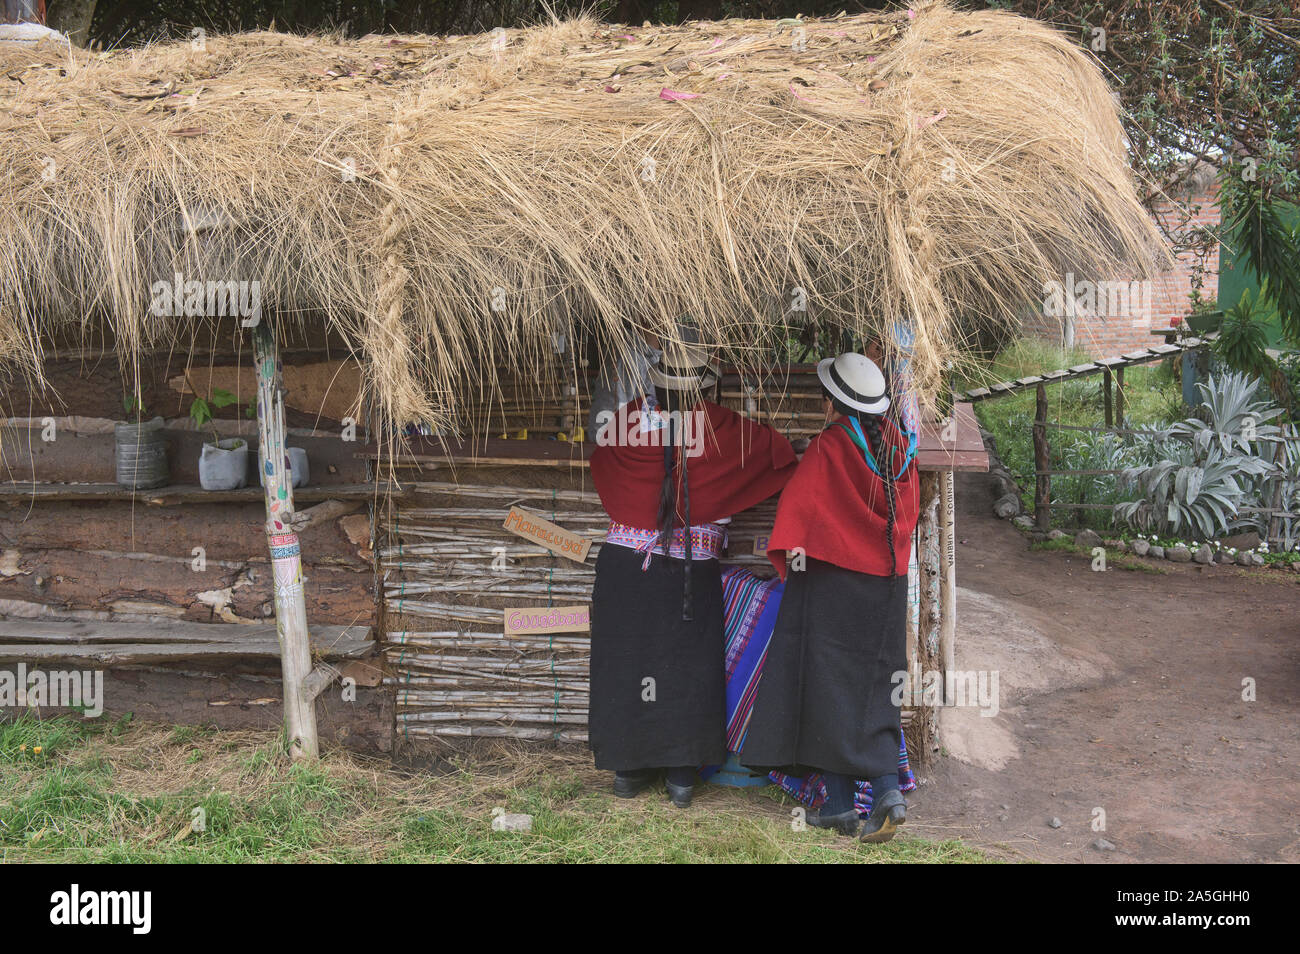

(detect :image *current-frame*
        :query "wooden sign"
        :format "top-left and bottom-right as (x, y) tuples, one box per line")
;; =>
(502, 506), (592, 563)
(504, 605), (591, 636)
(752, 534), (771, 556)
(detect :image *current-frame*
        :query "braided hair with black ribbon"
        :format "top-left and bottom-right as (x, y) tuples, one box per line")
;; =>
(653, 389), (694, 621)
(824, 387), (900, 584)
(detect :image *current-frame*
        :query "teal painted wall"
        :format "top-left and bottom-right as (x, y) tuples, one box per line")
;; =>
(1218, 200), (1299, 348)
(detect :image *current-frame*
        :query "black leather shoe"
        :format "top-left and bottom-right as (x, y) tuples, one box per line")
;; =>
(665, 779), (694, 808)
(807, 808), (861, 836)
(859, 789), (906, 843)
(613, 770), (656, 799)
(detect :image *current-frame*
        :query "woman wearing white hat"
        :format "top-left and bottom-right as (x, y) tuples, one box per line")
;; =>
(589, 340), (798, 807)
(740, 351), (920, 842)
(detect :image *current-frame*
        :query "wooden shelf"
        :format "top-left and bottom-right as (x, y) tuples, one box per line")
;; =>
(357, 403), (989, 473)
(0, 620), (373, 665)
(0, 482), (406, 504)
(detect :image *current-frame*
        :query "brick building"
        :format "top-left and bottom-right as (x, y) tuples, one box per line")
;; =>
(1021, 164), (1221, 357)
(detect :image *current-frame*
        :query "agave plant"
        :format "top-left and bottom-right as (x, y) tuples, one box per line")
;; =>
(1114, 371), (1293, 539)
(1114, 440), (1271, 538)
(1166, 370), (1287, 455)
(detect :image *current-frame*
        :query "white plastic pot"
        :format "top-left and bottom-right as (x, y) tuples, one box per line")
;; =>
(199, 439), (249, 490)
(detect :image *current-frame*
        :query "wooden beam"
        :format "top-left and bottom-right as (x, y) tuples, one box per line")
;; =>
(0, 641), (373, 665)
(0, 619), (370, 651)
(301, 664), (340, 702)
(1103, 366), (1113, 428)
(0, 483), (403, 503)
(1115, 366), (1126, 425)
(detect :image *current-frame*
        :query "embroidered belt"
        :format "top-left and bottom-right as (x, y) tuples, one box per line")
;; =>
(605, 521), (726, 568)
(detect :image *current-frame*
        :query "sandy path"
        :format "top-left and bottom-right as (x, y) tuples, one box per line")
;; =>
(905, 471), (1300, 863)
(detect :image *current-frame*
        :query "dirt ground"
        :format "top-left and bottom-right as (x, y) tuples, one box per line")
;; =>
(904, 471), (1300, 863)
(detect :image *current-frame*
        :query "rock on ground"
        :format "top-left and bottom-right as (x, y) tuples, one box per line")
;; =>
(1075, 529), (1103, 549)
(993, 492), (1021, 519)
(491, 813), (533, 832)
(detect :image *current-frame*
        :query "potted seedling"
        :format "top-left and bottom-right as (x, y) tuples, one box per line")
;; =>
(248, 398), (310, 488)
(114, 395), (169, 490)
(192, 388), (248, 490)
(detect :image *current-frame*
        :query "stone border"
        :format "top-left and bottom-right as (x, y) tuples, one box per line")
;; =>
(980, 427), (1028, 522)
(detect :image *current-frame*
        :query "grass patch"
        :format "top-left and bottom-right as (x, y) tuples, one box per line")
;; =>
(0, 716), (994, 864)
(1027, 538), (1169, 574)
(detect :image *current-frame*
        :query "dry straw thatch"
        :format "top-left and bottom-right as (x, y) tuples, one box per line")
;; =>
(0, 2), (1166, 431)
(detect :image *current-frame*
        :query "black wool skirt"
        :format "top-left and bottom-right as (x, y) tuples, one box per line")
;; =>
(739, 557), (905, 779)
(588, 543), (726, 771)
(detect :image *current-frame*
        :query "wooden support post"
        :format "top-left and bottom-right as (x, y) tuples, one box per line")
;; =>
(915, 473), (942, 760)
(1115, 366), (1125, 425)
(938, 469), (957, 703)
(1266, 441), (1286, 548)
(253, 324), (320, 760)
(1033, 383), (1050, 530)
(1103, 366), (1113, 428)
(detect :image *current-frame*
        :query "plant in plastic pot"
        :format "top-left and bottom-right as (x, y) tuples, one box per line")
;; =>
(115, 395), (170, 490)
(192, 388), (248, 490)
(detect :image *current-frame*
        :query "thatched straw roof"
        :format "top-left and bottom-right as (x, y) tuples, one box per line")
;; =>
(0, 2), (1166, 429)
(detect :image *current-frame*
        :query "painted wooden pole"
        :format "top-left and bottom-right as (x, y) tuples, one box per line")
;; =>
(253, 324), (320, 760)
(938, 468), (957, 703)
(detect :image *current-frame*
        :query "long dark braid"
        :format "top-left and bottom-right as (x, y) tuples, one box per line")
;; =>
(654, 414), (677, 556)
(861, 413), (898, 579)
(652, 388), (694, 620)
(825, 384), (899, 580)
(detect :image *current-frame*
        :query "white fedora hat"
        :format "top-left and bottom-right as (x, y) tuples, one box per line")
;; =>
(648, 341), (720, 390)
(817, 352), (890, 415)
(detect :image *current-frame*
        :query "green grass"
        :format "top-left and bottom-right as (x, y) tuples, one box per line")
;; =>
(1028, 538), (1169, 574)
(0, 716), (993, 864)
(962, 338), (1184, 533)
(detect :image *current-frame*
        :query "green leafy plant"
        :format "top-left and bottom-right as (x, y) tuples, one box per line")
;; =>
(122, 394), (146, 418)
(1053, 431), (1147, 532)
(1278, 351), (1300, 422)
(189, 388), (242, 447)
(1213, 286), (1275, 381)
